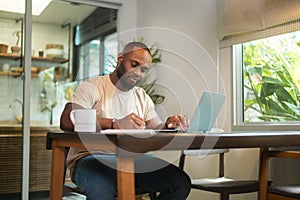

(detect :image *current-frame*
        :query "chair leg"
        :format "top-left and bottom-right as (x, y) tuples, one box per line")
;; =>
(220, 193), (229, 200)
(179, 151), (185, 170)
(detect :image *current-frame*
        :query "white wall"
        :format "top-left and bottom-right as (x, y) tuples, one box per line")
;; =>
(117, 0), (260, 199)
(134, 0), (223, 122)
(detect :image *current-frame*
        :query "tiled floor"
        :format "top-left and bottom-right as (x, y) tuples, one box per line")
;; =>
(0, 189), (152, 200)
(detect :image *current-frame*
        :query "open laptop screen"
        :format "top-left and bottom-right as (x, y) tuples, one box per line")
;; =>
(187, 91), (225, 133)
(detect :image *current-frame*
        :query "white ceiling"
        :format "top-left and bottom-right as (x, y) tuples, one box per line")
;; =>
(0, 0), (97, 26)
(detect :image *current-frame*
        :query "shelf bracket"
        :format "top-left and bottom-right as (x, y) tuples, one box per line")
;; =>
(16, 18), (23, 69)
(61, 22), (71, 80)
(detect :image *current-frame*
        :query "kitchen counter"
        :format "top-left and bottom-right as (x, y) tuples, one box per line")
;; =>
(0, 125), (60, 132)
(0, 120), (60, 132)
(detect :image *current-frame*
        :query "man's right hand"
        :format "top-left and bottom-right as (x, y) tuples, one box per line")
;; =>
(114, 113), (146, 129)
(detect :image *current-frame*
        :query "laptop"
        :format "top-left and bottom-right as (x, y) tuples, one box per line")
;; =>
(154, 91), (225, 133)
(186, 91), (226, 133)
(101, 91), (225, 134)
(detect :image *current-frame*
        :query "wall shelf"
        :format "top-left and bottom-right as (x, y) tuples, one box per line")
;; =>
(0, 71), (39, 77)
(0, 53), (68, 64)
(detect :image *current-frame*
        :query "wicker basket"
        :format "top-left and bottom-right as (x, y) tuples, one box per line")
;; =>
(46, 44), (63, 50)
(45, 44), (64, 58)
(0, 44), (8, 53)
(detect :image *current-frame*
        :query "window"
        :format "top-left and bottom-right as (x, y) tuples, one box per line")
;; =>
(77, 39), (101, 80)
(233, 30), (300, 130)
(73, 7), (117, 81)
(75, 32), (118, 80)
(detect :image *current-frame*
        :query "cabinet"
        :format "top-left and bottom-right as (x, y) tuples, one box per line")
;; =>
(0, 129), (53, 194)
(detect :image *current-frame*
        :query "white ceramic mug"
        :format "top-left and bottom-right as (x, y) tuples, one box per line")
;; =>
(70, 109), (96, 132)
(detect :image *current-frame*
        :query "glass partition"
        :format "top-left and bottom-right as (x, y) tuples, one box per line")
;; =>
(0, 0), (119, 199)
(0, 1), (25, 199)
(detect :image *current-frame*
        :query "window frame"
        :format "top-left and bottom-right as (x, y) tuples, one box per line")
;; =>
(232, 43), (300, 131)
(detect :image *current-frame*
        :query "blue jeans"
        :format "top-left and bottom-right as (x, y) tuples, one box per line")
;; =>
(72, 154), (191, 200)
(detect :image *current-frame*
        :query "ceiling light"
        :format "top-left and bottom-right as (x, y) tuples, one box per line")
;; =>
(0, 0), (52, 16)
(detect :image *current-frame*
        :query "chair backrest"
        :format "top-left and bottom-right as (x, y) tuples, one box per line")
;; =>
(179, 149), (230, 177)
(259, 148), (300, 200)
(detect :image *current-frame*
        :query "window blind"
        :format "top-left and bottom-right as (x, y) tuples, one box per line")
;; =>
(218, 0), (300, 47)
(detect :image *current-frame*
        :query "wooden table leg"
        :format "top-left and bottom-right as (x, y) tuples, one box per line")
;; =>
(49, 140), (65, 200)
(117, 157), (135, 200)
(258, 148), (269, 200)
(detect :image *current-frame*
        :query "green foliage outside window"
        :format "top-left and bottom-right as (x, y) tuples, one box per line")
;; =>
(243, 31), (300, 122)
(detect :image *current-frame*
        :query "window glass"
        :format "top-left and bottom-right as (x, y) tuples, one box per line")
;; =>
(103, 32), (118, 75)
(237, 30), (300, 124)
(76, 33), (118, 80)
(77, 39), (101, 80)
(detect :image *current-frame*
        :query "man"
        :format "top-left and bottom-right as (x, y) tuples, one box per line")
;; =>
(60, 42), (191, 200)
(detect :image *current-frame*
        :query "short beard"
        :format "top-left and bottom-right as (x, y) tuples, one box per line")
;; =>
(119, 75), (136, 90)
(116, 62), (140, 91)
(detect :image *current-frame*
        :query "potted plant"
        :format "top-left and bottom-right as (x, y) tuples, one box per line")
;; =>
(0, 44), (8, 54)
(11, 31), (21, 54)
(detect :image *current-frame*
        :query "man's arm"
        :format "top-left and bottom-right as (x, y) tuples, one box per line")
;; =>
(60, 103), (145, 131)
(145, 116), (164, 129)
(146, 114), (188, 130)
(60, 102), (83, 131)
(60, 102), (115, 131)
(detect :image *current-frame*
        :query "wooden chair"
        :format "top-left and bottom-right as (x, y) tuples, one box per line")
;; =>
(179, 149), (259, 200)
(259, 148), (300, 200)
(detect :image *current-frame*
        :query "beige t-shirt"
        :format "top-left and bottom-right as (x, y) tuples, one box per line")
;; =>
(67, 75), (160, 174)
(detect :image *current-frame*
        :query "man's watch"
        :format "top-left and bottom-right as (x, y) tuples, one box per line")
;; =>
(111, 118), (116, 129)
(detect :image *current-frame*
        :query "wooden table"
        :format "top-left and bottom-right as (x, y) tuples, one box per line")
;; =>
(46, 131), (300, 200)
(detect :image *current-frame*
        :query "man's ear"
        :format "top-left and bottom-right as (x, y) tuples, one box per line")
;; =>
(117, 53), (124, 66)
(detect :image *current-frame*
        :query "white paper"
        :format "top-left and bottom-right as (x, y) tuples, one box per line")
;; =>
(100, 129), (155, 134)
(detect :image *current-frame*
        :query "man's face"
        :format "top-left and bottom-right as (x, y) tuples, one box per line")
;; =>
(116, 47), (152, 90)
